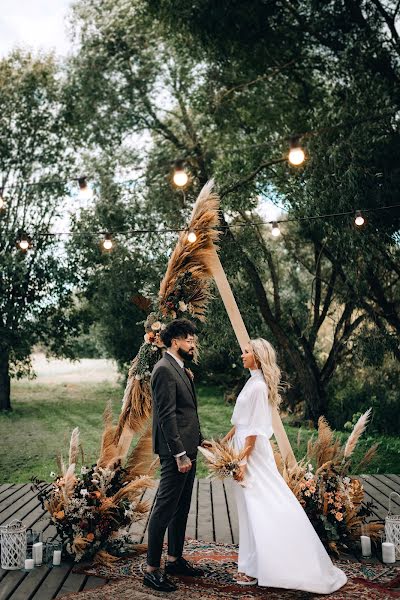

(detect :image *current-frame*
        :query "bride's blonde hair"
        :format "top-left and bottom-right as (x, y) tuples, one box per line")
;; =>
(249, 338), (283, 408)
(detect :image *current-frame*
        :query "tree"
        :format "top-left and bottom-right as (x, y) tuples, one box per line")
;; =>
(0, 51), (82, 410)
(66, 0), (399, 422)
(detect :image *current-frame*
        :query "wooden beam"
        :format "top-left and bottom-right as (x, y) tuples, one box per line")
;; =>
(210, 250), (296, 468)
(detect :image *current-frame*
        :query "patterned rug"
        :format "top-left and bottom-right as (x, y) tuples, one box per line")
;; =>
(67, 539), (400, 599)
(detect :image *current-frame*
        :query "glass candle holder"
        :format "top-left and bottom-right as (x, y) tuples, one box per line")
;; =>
(44, 541), (63, 567)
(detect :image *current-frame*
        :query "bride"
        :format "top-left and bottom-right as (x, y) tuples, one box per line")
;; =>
(222, 338), (348, 594)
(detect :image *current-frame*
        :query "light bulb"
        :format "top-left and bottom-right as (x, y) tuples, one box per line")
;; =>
(354, 211), (365, 227)
(271, 222), (281, 237)
(102, 234), (113, 250)
(288, 147), (305, 166)
(173, 169), (188, 188)
(16, 232), (31, 251)
(19, 239), (29, 250)
(188, 231), (197, 243)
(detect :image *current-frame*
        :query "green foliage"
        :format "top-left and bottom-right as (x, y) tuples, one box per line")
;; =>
(0, 51), (87, 408)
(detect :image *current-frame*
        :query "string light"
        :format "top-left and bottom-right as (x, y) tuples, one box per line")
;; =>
(187, 231), (197, 243)
(271, 222), (281, 237)
(172, 160), (189, 188)
(102, 233), (113, 251)
(16, 231), (32, 252)
(0, 188), (5, 211)
(288, 137), (305, 166)
(354, 210), (365, 227)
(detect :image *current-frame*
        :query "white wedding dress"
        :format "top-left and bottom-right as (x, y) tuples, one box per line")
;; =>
(231, 369), (348, 594)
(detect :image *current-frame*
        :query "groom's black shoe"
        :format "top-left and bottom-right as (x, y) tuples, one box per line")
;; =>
(143, 569), (177, 592)
(165, 556), (204, 577)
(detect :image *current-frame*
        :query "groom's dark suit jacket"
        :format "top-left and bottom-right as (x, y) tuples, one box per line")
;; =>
(151, 352), (203, 457)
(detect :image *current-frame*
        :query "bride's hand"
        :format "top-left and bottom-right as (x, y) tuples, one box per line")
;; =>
(234, 464), (246, 482)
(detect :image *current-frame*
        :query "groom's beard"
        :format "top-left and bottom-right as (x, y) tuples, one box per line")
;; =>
(178, 348), (194, 362)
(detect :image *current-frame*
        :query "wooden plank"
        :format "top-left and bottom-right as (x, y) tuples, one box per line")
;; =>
(223, 478), (239, 544)
(8, 566), (51, 600)
(211, 479), (232, 543)
(360, 479), (390, 519)
(0, 485), (32, 514)
(0, 483), (18, 502)
(0, 570), (27, 600)
(386, 474), (400, 487)
(374, 474), (400, 497)
(0, 489), (44, 526)
(186, 478), (198, 539)
(30, 564), (72, 600)
(196, 480), (213, 541)
(365, 475), (400, 509)
(55, 570), (87, 597)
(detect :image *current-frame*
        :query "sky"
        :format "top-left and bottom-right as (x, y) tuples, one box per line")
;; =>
(0, 0), (283, 222)
(0, 0), (72, 58)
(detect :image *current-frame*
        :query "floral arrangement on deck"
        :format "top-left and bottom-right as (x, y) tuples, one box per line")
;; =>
(274, 408), (383, 555)
(32, 405), (157, 563)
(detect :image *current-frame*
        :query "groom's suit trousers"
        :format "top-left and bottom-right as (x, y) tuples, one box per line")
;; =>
(147, 453), (196, 567)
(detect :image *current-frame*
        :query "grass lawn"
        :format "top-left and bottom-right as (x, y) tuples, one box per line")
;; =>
(0, 381), (398, 483)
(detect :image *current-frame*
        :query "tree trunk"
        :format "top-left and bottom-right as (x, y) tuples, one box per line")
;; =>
(0, 349), (11, 411)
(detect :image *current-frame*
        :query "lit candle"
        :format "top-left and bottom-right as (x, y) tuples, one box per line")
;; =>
(382, 542), (396, 564)
(24, 558), (34, 570)
(33, 542), (43, 566)
(53, 550), (62, 566)
(361, 535), (371, 557)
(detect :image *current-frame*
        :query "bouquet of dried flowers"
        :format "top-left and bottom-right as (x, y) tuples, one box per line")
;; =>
(197, 439), (249, 486)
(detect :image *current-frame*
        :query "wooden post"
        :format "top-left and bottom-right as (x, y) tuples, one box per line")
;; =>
(210, 250), (296, 468)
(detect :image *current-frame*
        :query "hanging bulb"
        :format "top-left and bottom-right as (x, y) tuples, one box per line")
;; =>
(354, 210), (365, 227)
(271, 222), (281, 237)
(187, 231), (197, 243)
(16, 232), (31, 251)
(288, 136), (305, 166)
(77, 176), (93, 200)
(102, 233), (113, 251)
(172, 160), (189, 188)
(0, 188), (5, 210)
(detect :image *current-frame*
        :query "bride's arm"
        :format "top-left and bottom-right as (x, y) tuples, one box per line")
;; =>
(221, 426), (235, 443)
(235, 435), (257, 481)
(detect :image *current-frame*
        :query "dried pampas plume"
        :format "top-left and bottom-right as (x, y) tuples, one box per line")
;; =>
(343, 408), (372, 458)
(68, 427), (80, 467)
(159, 179), (220, 321)
(114, 180), (220, 455)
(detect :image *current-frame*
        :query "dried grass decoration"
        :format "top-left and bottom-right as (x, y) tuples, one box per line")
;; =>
(197, 439), (249, 487)
(272, 408), (383, 555)
(116, 180), (220, 448)
(32, 408), (158, 563)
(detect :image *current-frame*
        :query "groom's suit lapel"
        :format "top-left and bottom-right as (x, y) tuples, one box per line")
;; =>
(164, 352), (196, 403)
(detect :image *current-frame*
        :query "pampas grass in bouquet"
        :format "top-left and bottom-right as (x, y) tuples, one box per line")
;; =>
(198, 439), (249, 486)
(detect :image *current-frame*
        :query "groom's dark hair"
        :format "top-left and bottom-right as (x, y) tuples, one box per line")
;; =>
(160, 318), (196, 348)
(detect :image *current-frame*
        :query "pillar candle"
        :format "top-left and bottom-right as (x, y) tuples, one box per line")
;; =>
(52, 550), (62, 566)
(361, 535), (371, 557)
(382, 542), (396, 564)
(32, 542), (43, 566)
(24, 558), (34, 570)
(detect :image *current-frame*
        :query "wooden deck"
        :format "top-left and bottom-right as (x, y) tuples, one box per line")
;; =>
(0, 475), (399, 599)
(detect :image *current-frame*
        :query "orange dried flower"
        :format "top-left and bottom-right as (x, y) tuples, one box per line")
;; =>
(86, 532), (95, 542)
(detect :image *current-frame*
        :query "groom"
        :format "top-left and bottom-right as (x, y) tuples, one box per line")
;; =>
(143, 318), (206, 593)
